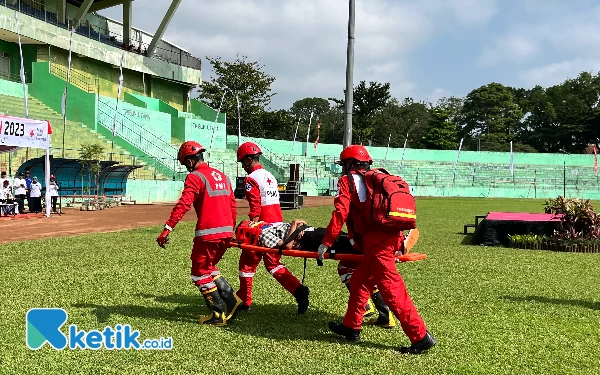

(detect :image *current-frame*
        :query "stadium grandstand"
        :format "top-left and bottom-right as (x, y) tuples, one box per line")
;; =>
(0, 0), (599, 204)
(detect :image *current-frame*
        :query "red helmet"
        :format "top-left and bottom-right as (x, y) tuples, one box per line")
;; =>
(237, 142), (262, 162)
(178, 141), (206, 164)
(336, 145), (372, 165)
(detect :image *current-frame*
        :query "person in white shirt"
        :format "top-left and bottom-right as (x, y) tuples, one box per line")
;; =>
(48, 175), (60, 213)
(13, 172), (27, 214)
(29, 176), (43, 213)
(0, 170), (11, 188)
(1, 179), (15, 216)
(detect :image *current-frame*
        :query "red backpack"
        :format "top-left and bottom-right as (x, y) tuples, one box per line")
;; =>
(358, 168), (416, 232)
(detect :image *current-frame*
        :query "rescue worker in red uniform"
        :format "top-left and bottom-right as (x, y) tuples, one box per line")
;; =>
(235, 141), (310, 314)
(318, 145), (436, 354)
(157, 141), (243, 326)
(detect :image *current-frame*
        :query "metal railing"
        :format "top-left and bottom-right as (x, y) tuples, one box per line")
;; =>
(3, 0), (201, 69)
(0, 70), (29, 83)
(47, 60), (98, 93)
(96, 97), (186, 178)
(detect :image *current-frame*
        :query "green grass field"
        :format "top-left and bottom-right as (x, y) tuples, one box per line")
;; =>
(2, 198), (599, 375)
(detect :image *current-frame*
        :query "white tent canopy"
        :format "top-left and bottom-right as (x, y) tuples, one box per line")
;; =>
(0, 115), (52, 217)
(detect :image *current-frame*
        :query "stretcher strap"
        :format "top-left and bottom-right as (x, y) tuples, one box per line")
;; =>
(278, 224), (311, 254)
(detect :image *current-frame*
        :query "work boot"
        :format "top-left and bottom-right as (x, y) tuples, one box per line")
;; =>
(345, 282), (376, 317)
(294, 285), (310, 314)
(214, 275), (245, 322)
(366, 290), (396, 329)
(398, 331), (437, 354)
(328, 322), (361, 342)
(199, 289), (227, 326)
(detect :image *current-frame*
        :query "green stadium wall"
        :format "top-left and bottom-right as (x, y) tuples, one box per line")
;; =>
(227, 135), (597, 168)
(0, 79), (28, 99)
(99, 95), (172, 143)
(190, 100), (226, 123)
(0, 40), (36, 83)
(125, 180), (184, 204)
(29, 61), (97, 128)
(173, 118), (226, 149)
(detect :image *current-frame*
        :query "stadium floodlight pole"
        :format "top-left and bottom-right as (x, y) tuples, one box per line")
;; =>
(342, 0), (355, 148)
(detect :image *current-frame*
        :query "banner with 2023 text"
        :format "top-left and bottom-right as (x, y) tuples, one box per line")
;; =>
(0, 115), (52, 149)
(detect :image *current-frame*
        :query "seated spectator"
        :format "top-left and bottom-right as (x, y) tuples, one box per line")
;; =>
(0, 179), (15, 216)
(29, 176), (43, 214)
(0, 170), (11, 187)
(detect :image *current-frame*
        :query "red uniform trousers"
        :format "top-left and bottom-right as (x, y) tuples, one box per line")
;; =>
(190, 237), (230, 294)
(236, 250), (301, 306)
(342, 233), (427, 343)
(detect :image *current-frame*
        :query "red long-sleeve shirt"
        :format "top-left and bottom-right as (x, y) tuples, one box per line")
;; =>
(166, 163), (236, 240)
(323, 173), (368, 247)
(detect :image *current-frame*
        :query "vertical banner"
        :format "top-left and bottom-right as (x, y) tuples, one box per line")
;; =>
(305, 111), (314, 156)
(62, 27), (75, 157)
(509, 141), (514, 176)
(111, 52), (125, 151)
(210, 91), (227, 150)
(594, 145), (598, 177)
(14, 12), (28, 118)
(453, 138), (464, 173)
(313, 122), (321, 154)
(292, 119), (300, 152)
(384, 133), (391, 161)
(399, 133), (408, 169)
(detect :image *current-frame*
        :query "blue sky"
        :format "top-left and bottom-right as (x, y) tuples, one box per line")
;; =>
(100, 0), (600, 109)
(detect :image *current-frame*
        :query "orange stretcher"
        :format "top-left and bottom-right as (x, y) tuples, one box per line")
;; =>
(228, 240), (427, 262)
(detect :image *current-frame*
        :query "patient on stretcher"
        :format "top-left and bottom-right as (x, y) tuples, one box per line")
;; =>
(239, 219), (416, 256)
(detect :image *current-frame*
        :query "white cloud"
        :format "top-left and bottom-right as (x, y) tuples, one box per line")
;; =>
(446, 0), (497, 26)
(478, 35), (539, 66)
(518, 58), (600, 88)
(426, 87), (448, 104)
(99, 0), (497, 109)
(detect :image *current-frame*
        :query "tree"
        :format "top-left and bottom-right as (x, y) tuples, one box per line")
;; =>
(331, 81), (392, 145)
(372, 98), (431, 148)
(79, 143), (104, 196)
(419, 105), (458, 150)
(288, 97), (343, 144)
(199, 55), (276, 137)
(259, 110), (295, 140)
(459, 83), (523, 150)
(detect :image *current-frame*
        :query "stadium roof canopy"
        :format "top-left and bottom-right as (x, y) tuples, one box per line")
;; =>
(67, 0), (130, 13)
(65, 0), (183, 59)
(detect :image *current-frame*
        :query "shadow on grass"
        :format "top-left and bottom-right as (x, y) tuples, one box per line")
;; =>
(500, 295), (600, 310)
(73, 293), (401, 351)
(460, 234), (474, 245)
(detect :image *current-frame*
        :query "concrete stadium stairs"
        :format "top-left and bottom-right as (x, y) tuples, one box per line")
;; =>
(0, 94), (160, 179)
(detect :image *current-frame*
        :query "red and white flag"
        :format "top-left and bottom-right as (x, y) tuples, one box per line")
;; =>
(594, 145), (598, 177)
(313, 122), (321, 153)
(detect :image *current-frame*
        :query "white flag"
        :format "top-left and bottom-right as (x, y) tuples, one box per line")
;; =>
(61, 88), (67, 118)
(509, 141), (514, 176)
(399, 133), (408, 168)
(117, 53), (124, 99)
(14, 12), (28, 118)
(453, 138), (464, 173)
